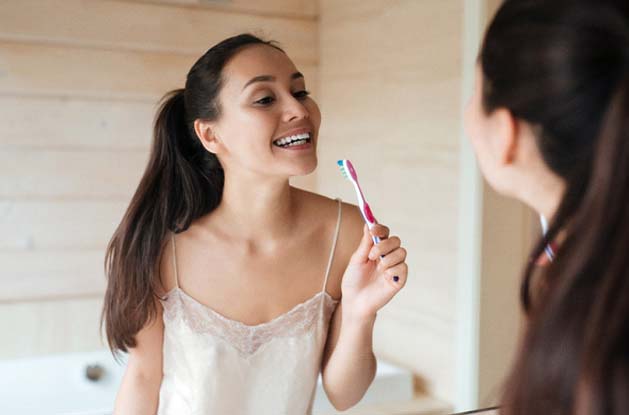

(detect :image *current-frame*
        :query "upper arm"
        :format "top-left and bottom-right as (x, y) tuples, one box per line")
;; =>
(123, 236), (173, 382)
(339, 202), (365, 256)
(114, 306), (164, 414)
(114, 241), (171, 412)
(124, 301), (164, 382)
(321, 202), (364, 369)
(321, 300), (344, 373)
(326, 202), (364, 296)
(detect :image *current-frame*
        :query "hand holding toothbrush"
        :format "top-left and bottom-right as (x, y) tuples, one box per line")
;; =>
(337, 160), (408, 319)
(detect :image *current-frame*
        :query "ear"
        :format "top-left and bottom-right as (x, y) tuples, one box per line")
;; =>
(193, 119), (222, 154)
(491, 108), (519, 165)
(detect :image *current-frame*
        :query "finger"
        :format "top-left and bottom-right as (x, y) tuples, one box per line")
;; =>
(369, 224), (390, 240)
(384, 263), (408, 288)
(368, 236), (401, 260)
(377, 246), (407, 269)
(350, 224), (375, 264)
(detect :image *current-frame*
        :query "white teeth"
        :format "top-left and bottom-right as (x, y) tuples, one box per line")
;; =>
(286, 139), (307, 147)
(273, 132), (311, 147)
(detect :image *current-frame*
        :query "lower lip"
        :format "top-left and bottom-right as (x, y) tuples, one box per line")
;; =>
(274, 141), (313, 151)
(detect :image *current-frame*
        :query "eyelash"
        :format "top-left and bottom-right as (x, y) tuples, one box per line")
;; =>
(254, 90), (310, 106)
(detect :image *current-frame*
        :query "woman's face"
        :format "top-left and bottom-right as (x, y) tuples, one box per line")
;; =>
(207, 44), (321, 179)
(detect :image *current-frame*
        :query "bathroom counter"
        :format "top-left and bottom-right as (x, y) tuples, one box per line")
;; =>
(318, 394), (452, 415)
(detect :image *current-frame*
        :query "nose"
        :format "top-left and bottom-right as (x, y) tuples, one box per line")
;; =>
(283, 95), (309, 122)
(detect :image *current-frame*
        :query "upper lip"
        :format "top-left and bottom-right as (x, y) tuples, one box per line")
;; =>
(273, 127), (313, 142)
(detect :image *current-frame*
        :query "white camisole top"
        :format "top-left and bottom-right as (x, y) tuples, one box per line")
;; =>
(157, 199), (342, 415)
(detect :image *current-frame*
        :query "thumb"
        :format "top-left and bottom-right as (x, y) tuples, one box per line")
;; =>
(350, 224), (374, 264)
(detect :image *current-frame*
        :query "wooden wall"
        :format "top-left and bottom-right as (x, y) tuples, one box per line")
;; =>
(317, 0), (464, 400)
(476, 0), (534, 404)
(0, 0), (318, 359)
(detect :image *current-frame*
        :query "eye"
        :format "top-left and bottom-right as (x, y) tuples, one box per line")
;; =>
(254, 96), (275, 106)
(293, 90), (310, 100)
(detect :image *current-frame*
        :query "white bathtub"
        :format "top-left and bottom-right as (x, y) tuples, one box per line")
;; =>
(0, 350), (413, 414)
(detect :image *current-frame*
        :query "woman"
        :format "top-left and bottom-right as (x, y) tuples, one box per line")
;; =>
(465, 0), (628, 413)
(102, 34), (408, 414)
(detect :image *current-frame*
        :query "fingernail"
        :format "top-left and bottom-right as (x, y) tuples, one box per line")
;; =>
(393, 276), (399, 283)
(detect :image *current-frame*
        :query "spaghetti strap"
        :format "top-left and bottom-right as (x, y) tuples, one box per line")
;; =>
(171, 232), (180, 289)
(321, 198), (342, 295)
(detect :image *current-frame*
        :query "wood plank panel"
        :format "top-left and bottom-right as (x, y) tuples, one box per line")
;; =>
(0, 297), (104, 359)
(0, 149), (148, 198)
(0, 96), (154, 150)
(0, 0), (317, 63)
(0, 41), (191, 100)
(0, 251), (107, 302)
(477, 187), (529, 404)
(0, 41), (318, 99)
(319, 1), (461, 80)
(319, 0), (464, 401)
(0, 200), (128, 250)
(125, 0), (318, 19)
(374, 311), (456, 397)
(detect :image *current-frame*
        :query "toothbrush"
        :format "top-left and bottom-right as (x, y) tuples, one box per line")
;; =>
(337, 159), (380, 245)
(539, 214), (555, 261)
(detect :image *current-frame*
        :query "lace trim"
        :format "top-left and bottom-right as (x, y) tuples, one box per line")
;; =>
(161, 288), (338, 356)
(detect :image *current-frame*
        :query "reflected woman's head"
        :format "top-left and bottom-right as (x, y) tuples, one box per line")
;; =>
(466, 0), (629, 203)
(468, 1), (629, 414)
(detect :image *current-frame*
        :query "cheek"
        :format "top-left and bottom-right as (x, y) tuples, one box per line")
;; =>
(464, 99), (497, 180)
(233, 109), (276, 139)
(306, 99), (321, 129)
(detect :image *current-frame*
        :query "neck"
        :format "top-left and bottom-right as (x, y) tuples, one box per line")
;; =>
(517, 168), (566, 221)
(210, 169), (298, 242)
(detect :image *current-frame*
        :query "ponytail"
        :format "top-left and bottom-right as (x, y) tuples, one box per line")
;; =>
(102, 89), (223, 353)
(503, 72), (629, 415)
(102, 33), (280, 353)
(562, 74), (629, 415)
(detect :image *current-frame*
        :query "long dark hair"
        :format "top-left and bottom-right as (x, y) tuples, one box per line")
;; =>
(102, 34), (284, 353)
(480, 1), (629, 414)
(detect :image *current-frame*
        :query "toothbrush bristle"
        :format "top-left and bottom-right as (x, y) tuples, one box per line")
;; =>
(337, 159), (354, 180)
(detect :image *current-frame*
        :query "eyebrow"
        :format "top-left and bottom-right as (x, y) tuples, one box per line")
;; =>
(242, 72), (304, 90)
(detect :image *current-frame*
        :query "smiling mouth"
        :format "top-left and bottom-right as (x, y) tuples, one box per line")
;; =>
(272, 132), (312, 148)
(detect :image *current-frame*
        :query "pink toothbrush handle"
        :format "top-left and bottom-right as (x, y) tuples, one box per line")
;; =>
(362, 203), (381, 244)
(364, 203), (376, 224)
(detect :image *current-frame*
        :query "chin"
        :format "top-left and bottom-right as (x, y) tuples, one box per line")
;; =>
(290, 157), (318, 176)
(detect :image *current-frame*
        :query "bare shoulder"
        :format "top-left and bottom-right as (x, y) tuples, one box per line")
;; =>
(336, 200), (364, 266)
(293, 187), (362, 237)
(329, 199), (364, 299)
(293, 187), (364, 297)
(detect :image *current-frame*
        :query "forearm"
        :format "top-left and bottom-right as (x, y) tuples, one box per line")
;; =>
(322, 309), (377, 411)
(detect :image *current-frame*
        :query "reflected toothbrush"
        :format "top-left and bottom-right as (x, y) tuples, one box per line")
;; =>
(337, 159), (380, 244)
(540, 214), (555, 261)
